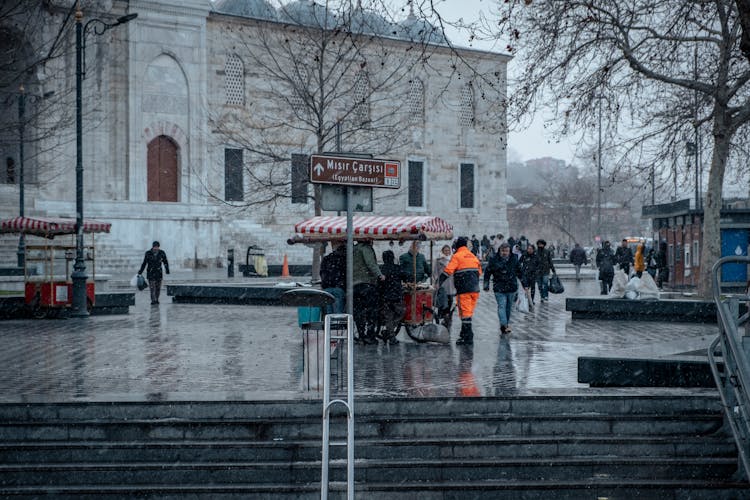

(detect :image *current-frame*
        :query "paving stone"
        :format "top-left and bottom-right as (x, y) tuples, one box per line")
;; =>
(0, 275), (718, 402)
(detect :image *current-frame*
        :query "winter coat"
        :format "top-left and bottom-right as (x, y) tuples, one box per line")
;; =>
(138, 249), (169, 281)
(320, 247), (346, 289)
(634, 244), (646, 273)
(399, 250), (431, 283)
(483, 253), (522, 293)
(596, 246), (616, 277)
(432, 255), (456, 295)
(441, 246), (482, 294)
(519, 251), (540, 288)
(537, 247), (555, 276)
(615, 246), (634, 268)
(352, 242), (381, 285)
(379, 261), (404, 303)
(569, 246), (588, 266)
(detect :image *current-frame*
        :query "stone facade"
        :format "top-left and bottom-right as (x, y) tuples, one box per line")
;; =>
(0, 0), (510, 271)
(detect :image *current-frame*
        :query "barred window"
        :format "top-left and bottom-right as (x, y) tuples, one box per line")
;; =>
(290, 68), (307, 111)
(353, 70), (370, 125)
(225, 54), (244, 106)
(224, 148), (243, 201)
(408, 160), (424, 208)
(291, 154), (309, 204)
(459, 83), (474, 128)
(407, 78), (424, 123)
(460, 163), (475, 208)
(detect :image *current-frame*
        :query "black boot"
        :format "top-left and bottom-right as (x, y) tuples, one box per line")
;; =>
(456, 320), (473, 345)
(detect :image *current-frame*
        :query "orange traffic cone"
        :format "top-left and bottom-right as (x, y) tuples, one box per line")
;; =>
(281, 254), (290, 278)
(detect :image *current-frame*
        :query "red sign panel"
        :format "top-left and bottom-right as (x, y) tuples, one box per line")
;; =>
(310, 154), (401, 189)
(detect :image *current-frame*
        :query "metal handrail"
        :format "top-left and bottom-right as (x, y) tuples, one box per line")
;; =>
(710, 256), (750, 481)
(321, 313), (354, 500)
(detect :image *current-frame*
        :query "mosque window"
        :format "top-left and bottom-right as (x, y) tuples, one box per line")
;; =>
(460, 163), (475, 208)
(224, 148), (244, 201)
(407, 78), (425, 123)
(225, 54), (245, 106)
(407, 160), (424, 208)
(291, 153), (309, 204)
(459, 83), (474, 128)
(353, 70), (370, 125)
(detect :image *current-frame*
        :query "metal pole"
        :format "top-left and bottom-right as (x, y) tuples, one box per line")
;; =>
(71, 5), (88, 317)
(346, 187), (353, 316)
(651, 163), (655, 206)
(694, 45), (700, 211)
(17, 86), (25, 268)
(597, 96), (602, 238)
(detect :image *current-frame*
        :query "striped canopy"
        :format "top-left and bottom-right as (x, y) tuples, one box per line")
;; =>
(291, 215), (453, 242)
(0, 217), (112, 239)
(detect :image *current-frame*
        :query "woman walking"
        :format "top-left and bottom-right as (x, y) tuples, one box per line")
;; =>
(484, 243), (524, 334)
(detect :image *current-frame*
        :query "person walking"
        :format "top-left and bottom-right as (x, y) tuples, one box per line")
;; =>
(519, 244), (540, 307)
(378, 250), (405, 345)
(646, 247), (658, 279)
(484, 242), (523, 335)
(438, 237), (482, 345)
(615, 239), (634, 276)
(352, 238), (384, 344)
(596, 241), (616, 295)
(138, 241), (170, 305)
(535, 239), (556, 302)
(320, 241), (346, 314)
(569, 243), (588, 282)
(633, 241), (646, 278)
(432, 244), (456, 330)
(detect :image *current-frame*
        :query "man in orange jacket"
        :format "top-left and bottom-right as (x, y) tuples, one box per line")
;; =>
(438, 236), (482, 345)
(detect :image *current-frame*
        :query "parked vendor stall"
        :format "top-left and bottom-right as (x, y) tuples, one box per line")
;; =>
(0, 216), (111, 318)
(289, 215), (453, 343)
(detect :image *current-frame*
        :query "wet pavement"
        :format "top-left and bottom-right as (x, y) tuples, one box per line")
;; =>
(0, 271), (719, 402)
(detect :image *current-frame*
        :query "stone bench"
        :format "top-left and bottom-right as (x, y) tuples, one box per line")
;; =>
(565, 296), (722, 323)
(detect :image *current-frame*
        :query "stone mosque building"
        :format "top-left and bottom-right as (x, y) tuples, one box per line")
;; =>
(0, 0), (510, 273)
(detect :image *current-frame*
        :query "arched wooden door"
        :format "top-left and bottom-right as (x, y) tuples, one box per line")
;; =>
(147, 135), (179, 202)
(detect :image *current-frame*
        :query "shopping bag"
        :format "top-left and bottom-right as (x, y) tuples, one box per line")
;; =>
(548, 273), (564, 294)
(130, 274), (138, 287)
(516, 289), (529, 313)
(136, 274), (148, 291)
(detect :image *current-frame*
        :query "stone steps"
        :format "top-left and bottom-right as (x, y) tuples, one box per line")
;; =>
(0, 394), (743, 498)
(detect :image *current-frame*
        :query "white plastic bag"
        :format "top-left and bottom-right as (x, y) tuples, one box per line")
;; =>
(637, 272), (660, 299)
(609, 269), (629, 297)
(130, 274), (139, 287)
(516, 289), (529, 313)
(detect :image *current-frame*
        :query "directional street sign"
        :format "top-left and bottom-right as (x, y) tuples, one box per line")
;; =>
(310, 154), (401, 189)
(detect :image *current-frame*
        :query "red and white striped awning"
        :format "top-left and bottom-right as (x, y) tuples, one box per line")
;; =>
(0, 217), (112, 238)
(291, 215), (453, 242)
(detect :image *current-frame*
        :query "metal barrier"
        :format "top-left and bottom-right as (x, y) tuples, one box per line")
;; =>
(321, 313), (354, 500)
(709, 256), (750, 481)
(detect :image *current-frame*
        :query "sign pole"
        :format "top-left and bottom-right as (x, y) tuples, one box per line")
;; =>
(346, 187), (353, 317)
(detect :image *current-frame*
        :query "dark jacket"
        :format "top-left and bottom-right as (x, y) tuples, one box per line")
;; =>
(656, 242), (668, 269)
(379, 261), (403, 303)
(320, 247), (346, 289)
(399, 251), (431, 283)
(519, 251), (540, 288)
(569, 246), (588, 266)
(138, 249), (170, 281)
(615, 245), (634, 269)
(483, 253), (522, 293)
(537, 247), (555, 276)
(596, 246), (616, 277)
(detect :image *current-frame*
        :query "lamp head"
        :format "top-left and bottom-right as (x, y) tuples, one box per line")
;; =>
(116, 13), (138, 25)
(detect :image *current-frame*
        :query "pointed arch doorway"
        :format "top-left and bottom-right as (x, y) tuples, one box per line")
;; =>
(147, 135), (179, 202)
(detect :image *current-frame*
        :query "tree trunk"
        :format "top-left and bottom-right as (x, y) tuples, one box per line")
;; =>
(699, 109), (732, 298)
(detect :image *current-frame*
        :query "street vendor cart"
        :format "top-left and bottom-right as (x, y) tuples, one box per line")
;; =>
(289, 215), (453, 343)
(0, 216), (112, 318)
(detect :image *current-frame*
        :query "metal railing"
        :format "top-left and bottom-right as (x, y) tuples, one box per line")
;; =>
(321, 313), (354, 500)
(709, 256), (750, 481)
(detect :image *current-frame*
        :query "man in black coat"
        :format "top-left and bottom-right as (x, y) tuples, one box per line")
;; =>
(483, 243), (524, 334)
(596, 241), (616, 295)
(138, 241), (170, 305)
(614, 239), (634, 275)
(569, 243), (588, 282)
(535, 239), (556, 302)
(320, 241), (346, 314)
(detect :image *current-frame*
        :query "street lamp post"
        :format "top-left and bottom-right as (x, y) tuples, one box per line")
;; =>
(71, 6), (137, 317)
(17, 85), (25, 268)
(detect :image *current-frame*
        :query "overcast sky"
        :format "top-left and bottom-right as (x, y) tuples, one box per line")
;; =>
(431, 0), (579, 165)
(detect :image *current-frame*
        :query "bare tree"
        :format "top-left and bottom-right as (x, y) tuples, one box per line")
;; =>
(460, 0), (750, 296)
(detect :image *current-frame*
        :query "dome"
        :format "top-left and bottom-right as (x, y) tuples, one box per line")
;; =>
(213, 0), (277, 20)
(397, 14), (447, 45)
(277, 0), (340, 29)
(347, 7), (392, 36)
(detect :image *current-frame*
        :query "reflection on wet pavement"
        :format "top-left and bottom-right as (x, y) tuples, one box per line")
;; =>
(0, 279), (717, 401)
